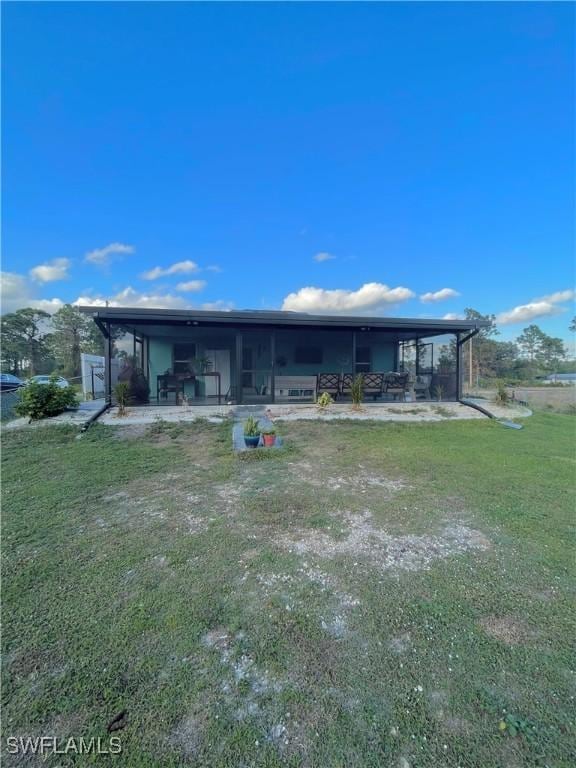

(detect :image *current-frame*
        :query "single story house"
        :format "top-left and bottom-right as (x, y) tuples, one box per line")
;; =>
(81, 306), (488, 406)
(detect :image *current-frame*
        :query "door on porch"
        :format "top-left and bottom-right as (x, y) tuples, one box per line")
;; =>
(241, 331), (273, 404)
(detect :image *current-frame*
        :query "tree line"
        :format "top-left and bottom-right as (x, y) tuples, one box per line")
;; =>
(0, 305), (120, 380)
(462, 309), (573, 384)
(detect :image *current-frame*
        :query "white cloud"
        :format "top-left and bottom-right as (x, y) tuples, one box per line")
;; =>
(175, 280), (207, 293)
(2, 272), (34, 313)
(420, 288), (460, 303)
(0, 272), (230, 316)
(442, 312), (464, 321)
(140, 260), (199, 280)
(535, 289), (575, 304)
(1, 272), (65, 314)
(206, 265), (223, 273)
(76, 287), (233, 311)
(496, 301), (565, 326)
(495, 288), (574, 326)
(313, 252), (336, 263)
(77, 286), (191, 310)
(281, 282), (415, 314)
(29, 258), (71, 283)
(84, 242), (135, 266)
(33, 298), (66, 313)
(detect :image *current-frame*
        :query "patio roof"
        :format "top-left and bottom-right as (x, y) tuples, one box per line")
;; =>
(80, 306), (488, 338)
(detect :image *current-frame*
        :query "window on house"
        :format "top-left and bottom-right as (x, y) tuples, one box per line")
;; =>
(355, 346), (371, 373)
(173, 343), (196, 374)
(294, 346), (323, 364)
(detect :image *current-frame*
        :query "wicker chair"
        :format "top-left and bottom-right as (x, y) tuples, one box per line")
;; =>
(317, 373), (341, 400)
(157, 374), (182, 402)
(362, 373), (385, 400)
(341, 372), (384, 400)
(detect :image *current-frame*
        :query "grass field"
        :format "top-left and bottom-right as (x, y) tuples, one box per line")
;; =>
(2, 413), (575, 767)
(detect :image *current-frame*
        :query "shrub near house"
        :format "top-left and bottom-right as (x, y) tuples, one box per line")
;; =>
(15, 375), (77, 420)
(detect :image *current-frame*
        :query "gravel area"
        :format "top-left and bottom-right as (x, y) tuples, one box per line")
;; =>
(97, 401), (531, 426)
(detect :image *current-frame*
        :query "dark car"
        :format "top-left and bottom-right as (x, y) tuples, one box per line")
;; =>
(0, 373), (25, 391)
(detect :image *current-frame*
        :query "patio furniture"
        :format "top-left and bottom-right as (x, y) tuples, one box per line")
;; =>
(317, 373), (341, 400)
(157, 372), (222, 404)
(275, 375), (317, 401)
(383, 372), (409, 402)
(413, 374), (431, 400)
(361, 372), (384, 400)
(157, 374), (182, 402)
(341, 372), (384, 400)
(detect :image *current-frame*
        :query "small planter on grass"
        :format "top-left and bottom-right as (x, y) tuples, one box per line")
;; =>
(243, 416), (262, 448)
(262, 428), (276, 447)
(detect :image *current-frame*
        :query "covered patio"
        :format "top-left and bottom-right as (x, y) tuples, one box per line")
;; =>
(81, 307), (488, 407)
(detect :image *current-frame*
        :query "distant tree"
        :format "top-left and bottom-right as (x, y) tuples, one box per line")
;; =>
(0, 308), (51, 375)
(463, 308), (499, 338)
(461, 308), (500, 384)
(517, 325), (546, 364)
(537, 336), (566, 371)
(490, 340), (519, 378)
(1, 314), (27, 374)
(49, 304), (110, 378)
(570, 317), (576, 333)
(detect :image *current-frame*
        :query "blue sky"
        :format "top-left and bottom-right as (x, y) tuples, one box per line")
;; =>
(2, 2), (574, 343)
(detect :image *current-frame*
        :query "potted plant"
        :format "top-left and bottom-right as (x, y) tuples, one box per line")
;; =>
(189, 356), (213, 374)
(243, 415), (261, 448)
(262, 427), (276, 447)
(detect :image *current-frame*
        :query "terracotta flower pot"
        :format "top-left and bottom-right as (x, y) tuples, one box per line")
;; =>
(263, 434), (276, 447)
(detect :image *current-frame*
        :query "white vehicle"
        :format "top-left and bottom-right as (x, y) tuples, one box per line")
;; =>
(28, 375), (71, 389)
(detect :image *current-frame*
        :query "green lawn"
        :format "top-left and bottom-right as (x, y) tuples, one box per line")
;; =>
(2, 413), (575, 767)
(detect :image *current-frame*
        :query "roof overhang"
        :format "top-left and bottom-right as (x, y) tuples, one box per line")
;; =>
(79, 306), (489, 336)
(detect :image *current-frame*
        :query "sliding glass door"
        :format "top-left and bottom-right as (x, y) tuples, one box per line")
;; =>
(241, 330), (273, 404)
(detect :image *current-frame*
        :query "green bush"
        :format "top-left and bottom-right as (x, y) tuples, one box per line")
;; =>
(15, 376), (78, 420)
(114, 382), (131, 416)
(350, 374), (364, 408)
(493, 380), (510, 406)
(433, 384), (444, 401)
(118, 358), (150, 405)
(316, 392), (334, 409)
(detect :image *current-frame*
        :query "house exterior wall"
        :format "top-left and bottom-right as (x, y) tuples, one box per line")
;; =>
(148, 332), (397, 378)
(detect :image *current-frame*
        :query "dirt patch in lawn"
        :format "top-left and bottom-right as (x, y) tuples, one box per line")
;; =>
(170, 708), (210, 760)
(278, 509), (490, 573)
(251, 563), (361, 625)
(288, 460), (408, 495)
(98, 481), (212, 536)
(196, 627), (299, 753)
(389, 632), (412, 654)
(479, 616), (537, 646)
